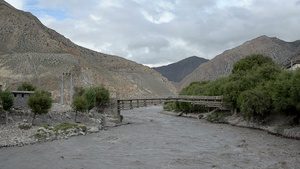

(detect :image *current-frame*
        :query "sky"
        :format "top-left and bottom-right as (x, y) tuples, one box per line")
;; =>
(6, 0), (300, 67)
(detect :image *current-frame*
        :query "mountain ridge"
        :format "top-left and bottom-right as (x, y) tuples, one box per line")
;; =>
(152, 56), (209, 83)
(178, 35), (300, 90)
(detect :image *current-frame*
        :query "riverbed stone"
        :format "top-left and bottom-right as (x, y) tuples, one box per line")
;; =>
(89, 127), (100, 133)
(19, 122), (32, 130)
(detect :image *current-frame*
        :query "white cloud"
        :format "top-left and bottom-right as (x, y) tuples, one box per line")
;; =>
(99, 0), (122, 8)
(5, 0), (300, 66)
(141, 10), (175, 24)
(5, 0), (24, 9)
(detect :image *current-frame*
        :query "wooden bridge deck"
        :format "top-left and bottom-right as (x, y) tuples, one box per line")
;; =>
(117, 95), (229, 111)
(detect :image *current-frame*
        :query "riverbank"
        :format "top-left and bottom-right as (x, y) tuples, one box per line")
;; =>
(166, 110), (300, 140)
(1, 105), (300, 148)
(0, 103), (106, 147)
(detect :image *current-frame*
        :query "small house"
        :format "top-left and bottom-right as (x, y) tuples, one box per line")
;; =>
(12, 91), (34, 109)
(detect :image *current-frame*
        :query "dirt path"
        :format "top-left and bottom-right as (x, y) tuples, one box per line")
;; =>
(1, 106), (300, 169)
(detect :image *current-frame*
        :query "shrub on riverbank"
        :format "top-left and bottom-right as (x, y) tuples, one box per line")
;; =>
(168, 54), (300, 122)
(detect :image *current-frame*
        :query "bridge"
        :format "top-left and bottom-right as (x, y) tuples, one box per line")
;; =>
(113, 95), (229, 122)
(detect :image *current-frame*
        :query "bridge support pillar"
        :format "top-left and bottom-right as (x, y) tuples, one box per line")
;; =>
(104, 100), (122, 124)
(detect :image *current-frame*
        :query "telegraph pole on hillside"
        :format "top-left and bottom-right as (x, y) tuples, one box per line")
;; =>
(70, 73), (73, 104)
(61, 72), (73, 105)
(61, 73), (64, 105)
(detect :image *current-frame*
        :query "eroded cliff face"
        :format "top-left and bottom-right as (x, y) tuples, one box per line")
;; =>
(0, 1), (176, 101)
(178, 35), (300, 90)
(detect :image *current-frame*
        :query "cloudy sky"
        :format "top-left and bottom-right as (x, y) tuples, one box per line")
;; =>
(6, 0), (300, 67)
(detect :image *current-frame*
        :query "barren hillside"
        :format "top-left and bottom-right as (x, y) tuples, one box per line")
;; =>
(0, 0), (176, 101)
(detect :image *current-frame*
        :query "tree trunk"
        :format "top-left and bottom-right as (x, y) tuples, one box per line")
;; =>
(234, 108), (238, 115)
(75, 111), (78, 122)
(32, 113), (37, 126)
(5, 111), (8, 125)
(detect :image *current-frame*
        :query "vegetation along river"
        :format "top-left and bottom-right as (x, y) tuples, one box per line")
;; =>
(0, 106), (299, 169)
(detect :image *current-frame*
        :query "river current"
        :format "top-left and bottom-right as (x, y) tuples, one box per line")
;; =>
(0, 106), (299, 169)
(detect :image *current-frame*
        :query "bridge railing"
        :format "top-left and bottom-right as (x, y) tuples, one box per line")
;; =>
(117, 95), (228, 110)
(117, 95), (223, 100)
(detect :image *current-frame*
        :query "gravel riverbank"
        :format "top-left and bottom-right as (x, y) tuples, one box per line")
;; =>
(172, 110), (300, 140)
(0, 103), (105, 147)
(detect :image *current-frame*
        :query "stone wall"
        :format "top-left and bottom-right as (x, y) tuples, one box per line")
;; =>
(12, 91), (34, 109)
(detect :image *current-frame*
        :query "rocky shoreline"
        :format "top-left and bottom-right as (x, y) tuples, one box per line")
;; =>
(2, 105), (299, 148)
(0, 103), (110, 148)
(163, 110), (300, 140)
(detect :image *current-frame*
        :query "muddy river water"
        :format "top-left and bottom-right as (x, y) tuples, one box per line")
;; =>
(1, 106), (300, 169)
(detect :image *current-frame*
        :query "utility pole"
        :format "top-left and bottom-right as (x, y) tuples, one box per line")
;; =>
(70, 73), (73, 104)
(61, 72), (73, 105)
(61, 73), (64, 105)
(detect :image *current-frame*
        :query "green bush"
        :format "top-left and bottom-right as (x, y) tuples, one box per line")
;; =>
(94, 85), (110, 105)
(291, 69), (300, 113)
(271, 70), (294, 114)
(238, 86), (272, 119)
(27, 90), (52, 125)
(176, 54), (300, 120)
(0, 88), (14, 125)
(232, 54), (274, 74)
(54, 123), (86, 132)
(17, 82), (37, 91)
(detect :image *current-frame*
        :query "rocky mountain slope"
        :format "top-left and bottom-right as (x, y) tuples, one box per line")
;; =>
(0, 1), (176, 101)
(178, 35), (300, 90)
(152, 56), (209, 83)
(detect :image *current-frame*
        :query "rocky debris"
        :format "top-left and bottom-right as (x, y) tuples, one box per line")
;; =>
(0, 104), (107, 148)
(164, 110), (300, 140)
(34, 125), (86, 142)
(0, 123), (36, 147)
(18, 121), (32, 130)
(89, 127), (100, 133)
(222, 115), (300, 139)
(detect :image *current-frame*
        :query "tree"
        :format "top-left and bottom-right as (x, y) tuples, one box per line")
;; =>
(0, 88), (14, 125)
(232, 54), (274, 74)
(238, 86), (272, 119)
(290, 69), (300, 113)
(74, 87), (85, 97)
(94, 85), (110, 106)
(17, 82), (37, 91)
(71, 96), (88, 122)
(27, 90), (52, 125)
(82, 87), (96, 113)
(271, 70), (294, 114)
(223, 73), (257, 110)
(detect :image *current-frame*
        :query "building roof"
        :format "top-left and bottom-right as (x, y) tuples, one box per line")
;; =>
(12, 91), (35, 94)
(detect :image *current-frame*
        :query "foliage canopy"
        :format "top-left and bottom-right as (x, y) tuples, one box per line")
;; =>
(17, 82), (37, 91)
(28, 90), (52, 125)
(171, 54), (300, 120)
(0, 88), (14, 111)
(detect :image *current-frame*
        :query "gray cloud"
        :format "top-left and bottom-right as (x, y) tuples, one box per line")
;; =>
(8, 0), (300, 67)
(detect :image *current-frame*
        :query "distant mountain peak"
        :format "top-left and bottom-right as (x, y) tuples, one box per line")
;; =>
(153, 56), (209, 83)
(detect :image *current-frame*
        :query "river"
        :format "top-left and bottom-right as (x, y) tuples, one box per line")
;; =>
(0, 106), (299, 169)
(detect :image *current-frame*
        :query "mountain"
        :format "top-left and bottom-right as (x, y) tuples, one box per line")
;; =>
(152, 56), (209, 83)
(178, 35), (300, 90)
(0, 0), (176, 101)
